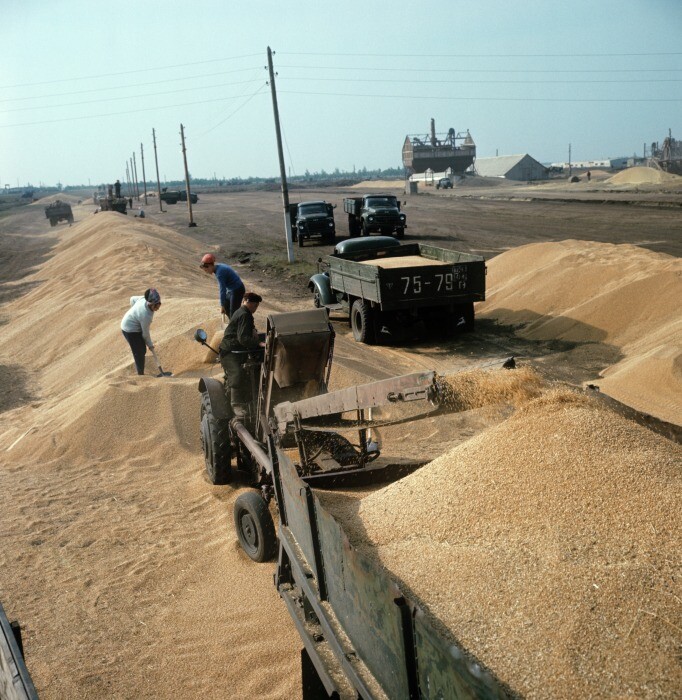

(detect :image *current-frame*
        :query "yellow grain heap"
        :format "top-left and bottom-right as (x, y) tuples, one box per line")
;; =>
(343, 389), (682, 699)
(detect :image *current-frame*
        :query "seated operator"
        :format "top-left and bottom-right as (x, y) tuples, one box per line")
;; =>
(218, 291), (265, 416)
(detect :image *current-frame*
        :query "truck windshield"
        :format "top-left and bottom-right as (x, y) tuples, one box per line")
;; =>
(299, 203), (327, 216)
(366, 197), (397, 207)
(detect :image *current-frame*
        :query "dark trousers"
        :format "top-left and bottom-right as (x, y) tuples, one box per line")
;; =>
(226, 284), (245, 318)
(122, 330), (146, 375)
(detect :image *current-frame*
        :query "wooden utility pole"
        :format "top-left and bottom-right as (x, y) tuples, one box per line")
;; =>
(267, 46), (294, 263)
(140, 143), (148, 205)
(180, 123), (196, 227)
(568, 143), (572, 177)
(125, 161), (132, 197)
(132, 152), (140, 200)
(152, 128), (164, 212)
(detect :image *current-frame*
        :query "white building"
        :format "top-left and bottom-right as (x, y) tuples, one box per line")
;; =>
(471, 154), (548, 181)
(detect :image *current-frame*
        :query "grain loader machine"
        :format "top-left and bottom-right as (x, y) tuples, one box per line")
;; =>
(196, 307), (514, 698)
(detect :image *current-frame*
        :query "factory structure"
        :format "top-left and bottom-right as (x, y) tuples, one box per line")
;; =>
(402, 119), (476, 177)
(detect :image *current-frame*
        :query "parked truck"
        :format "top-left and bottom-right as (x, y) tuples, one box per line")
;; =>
(44, 200), (73, 226)
(288, 200), (336, 246)
(159, 189), (181, 205)
(194, 308), (512, 698)
(343, 194), (406, 238)
(308, 236), (486, 344)
(178, 190), (198, 204)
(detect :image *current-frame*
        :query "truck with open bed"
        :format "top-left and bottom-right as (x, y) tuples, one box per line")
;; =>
(343, 194), (406, 238)
(308, 236), (486, 343)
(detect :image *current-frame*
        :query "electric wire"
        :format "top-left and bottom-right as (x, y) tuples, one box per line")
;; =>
(194, 82), (268, 138)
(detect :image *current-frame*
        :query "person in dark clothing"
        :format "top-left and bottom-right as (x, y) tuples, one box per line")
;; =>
(114, 180), (122, 198)
(219, 292), (265, 414)
(199, 253), (245, 319)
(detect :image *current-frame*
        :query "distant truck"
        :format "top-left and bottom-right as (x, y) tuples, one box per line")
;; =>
(159, 189), (180, 204)
(343, 194), (406, 238)
(44, 200), (74, 226)
(288, 200), (336, 246)
(309, 236), (486, 343)
(178, 190), (198, 204)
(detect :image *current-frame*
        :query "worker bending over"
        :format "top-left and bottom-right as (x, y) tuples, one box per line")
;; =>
(199, 253), (245, 319)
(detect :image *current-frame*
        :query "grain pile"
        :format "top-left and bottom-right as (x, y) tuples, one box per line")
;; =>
(479, 240), (682, 425)
(0, 209), (302, 699)
(339, 389), (682, 698)
(606, 166), (682, 186)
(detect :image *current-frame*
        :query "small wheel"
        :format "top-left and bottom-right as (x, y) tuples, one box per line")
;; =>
(351, 299), (376, 344)
(312, 287), (322, 309)
(233, 491), (277, 562)
(200, 392), (232, 484)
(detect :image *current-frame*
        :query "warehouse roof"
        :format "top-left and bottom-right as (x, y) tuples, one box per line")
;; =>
(473, 154), (544, 177)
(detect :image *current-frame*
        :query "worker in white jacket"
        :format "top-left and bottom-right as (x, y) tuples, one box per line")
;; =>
(120, 288), (161, 375)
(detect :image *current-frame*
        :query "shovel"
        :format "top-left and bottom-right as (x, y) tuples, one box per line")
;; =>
(151, 349), (173, 377)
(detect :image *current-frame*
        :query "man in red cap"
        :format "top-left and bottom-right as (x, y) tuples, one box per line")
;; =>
(199, 253), (245, 319)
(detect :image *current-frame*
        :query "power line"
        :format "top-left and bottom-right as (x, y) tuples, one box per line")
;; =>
(279, 76), (682, 85)
(0, 53), (263, 89)
(280, 50), (682, 58)
(279, 63), (682, 74)
(0, 66), (262, 103)
(195, 83), (268, 138)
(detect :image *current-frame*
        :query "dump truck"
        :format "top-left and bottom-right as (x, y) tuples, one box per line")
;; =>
(308, 236), (486, 344)
(195, 308), (512, 698)
(159, 189), (181, 204)
(44, 200), (73, 226)
(177, 190), (198, 204)
(288, 200), (336, 246)
(343, 194), (406, 238)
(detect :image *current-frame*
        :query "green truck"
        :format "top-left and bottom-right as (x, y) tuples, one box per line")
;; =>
(288, 200), (336, 246)
(308, 237), (486, 343)
(343, 194), (406, 238)
(44, 200), (73, 226)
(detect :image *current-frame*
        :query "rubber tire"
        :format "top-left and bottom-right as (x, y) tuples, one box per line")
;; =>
(233, 491), (277, 562)
(395, 227), (405, 239)
(200, 392), (232, 484)
(50, 218), (56, 227)
(351, 299), (376, 344)
(312, 287), (322, 309)
(326, 232), (336, 246)
(362, 221), (371, 237)
(298, 232), (304, 247)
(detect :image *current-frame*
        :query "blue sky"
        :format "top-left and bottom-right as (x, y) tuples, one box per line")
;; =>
(2, 0), (681, 187)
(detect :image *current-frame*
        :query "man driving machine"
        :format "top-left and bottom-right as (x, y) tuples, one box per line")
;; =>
(218, 291), (265, 417)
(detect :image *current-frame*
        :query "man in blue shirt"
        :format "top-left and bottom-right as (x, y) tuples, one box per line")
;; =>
(199, 253), (245, 318)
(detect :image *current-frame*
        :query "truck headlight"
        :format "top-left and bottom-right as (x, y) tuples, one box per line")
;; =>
(328, 221), (334, 227)
(400, 214), (406, 222)
(298, 221), (305, 229)
(368, 216), (374, 222)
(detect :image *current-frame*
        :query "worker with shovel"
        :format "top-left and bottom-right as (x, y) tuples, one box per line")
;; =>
(120, 288), (170, 376)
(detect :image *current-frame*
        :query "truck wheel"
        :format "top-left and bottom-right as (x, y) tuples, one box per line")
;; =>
(234, 491), (277, 562)
(326, 232), (336, 245)
(362, 221), (371, 237)
(312, 287), (322, 308)
(298, 233), (304, 247)
(395, 227), (405, 239)
(351, 299), (376, 344)
(200, 392), (232, 484)
(50, 218), (56, 227)
(68, 215), (74, 223)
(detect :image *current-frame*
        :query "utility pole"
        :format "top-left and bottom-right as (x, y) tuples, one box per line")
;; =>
(568, 143), (572, 177)
(152, 128), (164, 212)
(180, 123), (196, 227)
(125, 161), (132, 197)
(140, 143), (148, 205)
(267, 46), (294, 263)
(132, 152), (140, 200)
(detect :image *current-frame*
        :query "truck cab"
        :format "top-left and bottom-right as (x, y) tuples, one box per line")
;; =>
(289, 200), (336, 246)
(344, 194), (406, 238)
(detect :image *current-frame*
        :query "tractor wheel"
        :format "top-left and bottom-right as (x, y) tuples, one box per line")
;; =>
(200, 392), (232, 484)
(233, 491), (277, 562)
(351, 299), (376, 344)
(395, 227), (405, 239)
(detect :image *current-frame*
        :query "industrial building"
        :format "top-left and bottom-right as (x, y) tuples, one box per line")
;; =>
(471, 154), (548, 181)
(403, 119), (476, 176)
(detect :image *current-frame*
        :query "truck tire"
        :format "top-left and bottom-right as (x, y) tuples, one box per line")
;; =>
(200, 392), (232, 484)
(348, 217), (360, 238)
(68, 215), (74, 224)
(351, 299), (376, 344)
(326, 231), (336, 246)
(234, 491), (277, 562)
(50, 218), (56, 227)
(395, 227), (405, 239)
(362, 221), (371, 237)
(298, 232), (304, 247)
(312, 287), (322, 308)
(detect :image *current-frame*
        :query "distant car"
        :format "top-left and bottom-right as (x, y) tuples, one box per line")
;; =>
(436, 177), (453, 190)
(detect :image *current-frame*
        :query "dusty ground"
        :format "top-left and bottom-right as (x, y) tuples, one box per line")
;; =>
(0, 177), (680, 698)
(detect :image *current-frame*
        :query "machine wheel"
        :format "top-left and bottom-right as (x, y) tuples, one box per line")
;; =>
(233, 491), (277, 562)
(395, 227), (405, 239)
(200, 392), (232, 484)
(351, 299), (376, 344)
